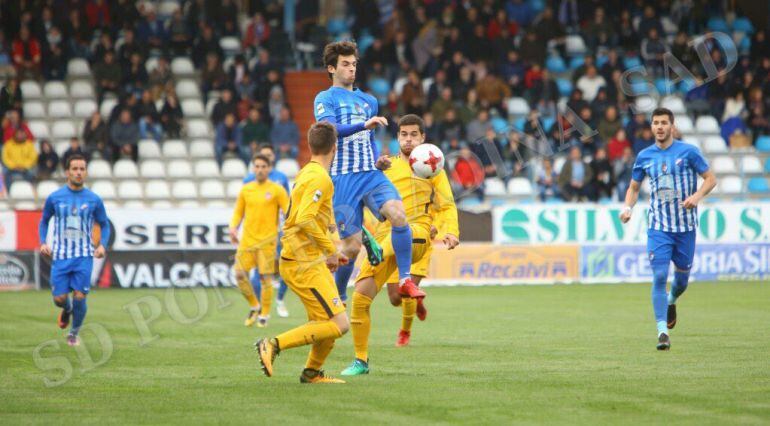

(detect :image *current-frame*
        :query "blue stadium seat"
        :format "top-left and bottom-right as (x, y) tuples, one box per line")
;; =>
(358, 34), (375, 55)
(678, 78), (697, 94)
(491, 116), (508, 133)
(707, 17), (729, 32)
(595, 55), (608, 68)
(458, 198), (482, 208)
(756, 136), (770, 152)
(546, 56), (567, 73)
(732, 17), (754, 33)
(545, 197), (563, 204)
(514, 117), (526, 132)
(748, 178), (769, 194)
(623, 56), (642, 69)
(388, 139), (399, 155)
(528, 0), (545, 13)
(369, 77), (390, 100)
(556, 78), (573, 97)
(765, 157), (770, 174)
(569, 56), (585, 70)
(739, 36), (751, 54)
(327, 19), (348, 36)
(541, 116), (556, 132)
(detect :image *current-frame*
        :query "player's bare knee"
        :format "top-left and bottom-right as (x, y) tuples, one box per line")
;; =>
(234, 269), (248, 281)
(72, 291), (86, 300)
(383, 203), (407, 227)
(333, 313), (350, 334)
(386, 284), (402, 306)
(53, 295), (68, 307)
(342, 235), (362, 258)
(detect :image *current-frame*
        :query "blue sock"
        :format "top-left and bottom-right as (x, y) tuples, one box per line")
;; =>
(71, 298), (87, 335)
(669, 270), (690, 305)
(251, 272), (261, 301)
(335, 262), (355, 302)
(277, 279), (288, 301)
(651, 266), (669, 336)
(391, 225), (413, 281)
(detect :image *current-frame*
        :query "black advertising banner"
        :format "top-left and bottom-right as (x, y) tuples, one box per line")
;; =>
(0, 252), (37, 290)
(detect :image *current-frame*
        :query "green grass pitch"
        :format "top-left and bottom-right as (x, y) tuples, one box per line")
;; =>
(2, 282), (769, 424)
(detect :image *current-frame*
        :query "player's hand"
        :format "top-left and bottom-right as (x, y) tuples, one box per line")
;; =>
(375, 155), (392, 170)
(326, 252), (345, 273)
(228, 228), (239, 245)
(327, 223), (337, 233)
(94, 245), (106, 259)
(620, 209), (632, 224)
(364, 116), (388, 130)
(443, 234), (460, 250)
(681, 194), (701, 209)
(40, 244), (51, 257)
(430, 225), (438, 240)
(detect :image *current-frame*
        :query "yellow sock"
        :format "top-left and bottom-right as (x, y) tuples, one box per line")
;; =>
(305, 338), (335, 370)
(260, 275), (273, 317)
(350, 291), (372, 361)
(401, 298), (417, 332)
(275, 320), (342, 350)
(236, 275), (259, 308)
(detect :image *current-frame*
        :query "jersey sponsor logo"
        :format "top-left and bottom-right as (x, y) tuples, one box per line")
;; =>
(354, 103), (363, 114)
(265, 192), (272, 200)
(332, 297), (341, 307)
(675, 158), (683, 166)
(316, 103), (325, 115)
(313, 190), (322, 202)
(81, 203), (89, 210)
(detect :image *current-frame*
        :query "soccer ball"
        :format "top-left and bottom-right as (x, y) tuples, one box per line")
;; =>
(409, 144), (445, 179)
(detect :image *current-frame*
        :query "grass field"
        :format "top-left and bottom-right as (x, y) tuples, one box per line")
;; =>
(2, 282), (769, 424)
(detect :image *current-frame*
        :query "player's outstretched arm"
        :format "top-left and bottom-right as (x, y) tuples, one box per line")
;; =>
(682, 170), (717, 209)
(620, 180), (641, 223)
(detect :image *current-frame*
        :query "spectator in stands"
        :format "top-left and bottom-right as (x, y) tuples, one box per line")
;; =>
(747, 87), (769, 140)
(566, 89), (589, 117)
(62, 137), (90, 167)
(82, 111), (111, 161)
(476, 67), (510, 111)
(423, 112), (440, 143)
(518, 30), (545, 66)
(215, 0), (240, 37)
(36, 139), (59, 180)
(201, 53), (227, 104)
(584, 7), (615, 51)
(117, 28), (145, 70)
(215, 113), (242, 165)
(466, 109), (492, 144)
(2, 110), (33, 142)
(473, 128), (504, 178)
(722, 89), (746, 122)
(269, 106), (299, 159)
(252, 49), (278, 86)
(112, 0), (141, 32)
(91, 33), (114, 65)
(34, 6), (56, 48)
(400, 70), (425, 113)
(640, 28), (668, 76)
(136, 9), (168, 53)
(632, 127), (655, 155)
(458, 90), (480, 125)
(638, 5), (664, 39)
(168, 9), (191, 57)
(430, 87), (455, 124)
(84, 0), (111, 31)
(160, 91), (183, 139)
(590, 147), (613, 201)
(211, 88), (237, 126)
(575, 66), (606, 103)
(2, 128), (37, 187)
(625, 113), (649, 140)
(12, 26), (42, 80)
(267, 84), (285, 122)
(93, 51), (122, 104)
(137, 90), (163, 141)
(450, 143), (485, 200)
(536, 158), (559, 201)
(426, 69), (448, 106)
(110, 109), (139, 162)
(501, 50), (526, 96)
(0, 33), (15, 78)
(558, 146), (593, 202)
(64, 9), (91, 59)
(0, 78), (22, 120)
(617, 10), (639, 51)
(124, 52), (149, 97)
(148, 56), (174, 100)
(684, 76), (710, 118)
(42, 27), (67, 81)
(439, 109), (465, 144)
(192, 25), (222, 68)
(607, 129), (631, 163)
(242, 12), (270, 56)
(505, 131), (529, 177)
(241, 107), (269, 151)
(614, 146), (635, 201)
(235, 72), (256, 106)
(597, 106), (622, 143)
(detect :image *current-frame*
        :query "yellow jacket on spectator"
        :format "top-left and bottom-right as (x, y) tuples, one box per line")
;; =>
(2, 138), (38, 170)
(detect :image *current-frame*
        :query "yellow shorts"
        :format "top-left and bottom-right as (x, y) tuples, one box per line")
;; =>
(234, 243), (277, 275)
(279, 257), (345, 321)
(356, 225), (431, 291)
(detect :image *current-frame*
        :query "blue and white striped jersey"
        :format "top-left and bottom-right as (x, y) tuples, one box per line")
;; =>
(39, 186), (111, 260)
(314, 86), (379, 176)
(632, 140), (710, 233)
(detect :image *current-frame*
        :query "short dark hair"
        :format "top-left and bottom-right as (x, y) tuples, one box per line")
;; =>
(257, 143), (274, 153)
(398, 114), (425, 134)
(651, 107), (674, 123)
(65, 154), (87, 170)
(308, 121), (337, 155)
(252, 154), (272, 167)
(323, 41), (358, 80)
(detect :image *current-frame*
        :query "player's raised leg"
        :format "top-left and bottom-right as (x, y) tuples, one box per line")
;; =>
(379, 199), (424, 299)
(386, 275), (425, 347)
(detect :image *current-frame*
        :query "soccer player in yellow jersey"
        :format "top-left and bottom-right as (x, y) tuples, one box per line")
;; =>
(256, 121), (350, 384)
(229, 154), (289, 328)
(341, 114), (459, 376)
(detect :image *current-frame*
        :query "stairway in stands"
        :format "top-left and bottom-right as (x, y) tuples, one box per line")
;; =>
(284, 71), (330, 166)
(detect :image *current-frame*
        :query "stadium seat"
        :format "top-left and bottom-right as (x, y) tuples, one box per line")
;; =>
(221, 158), (247, 178)
(189, 140), (215, 158)
(138, 139), (162, 159)
(54, 141), (70, 157)
(660, 96), (686, 114)
(741, 156), (763, 174)
(181, 99), (205, 117)
(695, 116), (720, 134)
(732, 16), (754, 33)
(226, 179), (242, 198)
(43, 81), (68, 98)
(634, 96), (656, 113)
(151, 200), (174, 209)
(507, 177), (533, 195)
(187, 120), (210, 138)
(144, 57), (158, 74)
(393, 77), (407, 96)
(23, 101), (46, 119)
(67, 58), (91, 77)
(139, 160), (166, 178)
(491, 117), (507, 133)
(682, 137), (701, 149)
(219, 37), (241, 56)
(194, 160), (220, 178)
(100, 98), (118, 118)
(69, 80), (95, 99)
(176, 80), (201, 99)
(755, 136), (770, 152)
(674, 115), (694, 133)
(702, 136), (728, 153)
(199, 180), (225, 199)
(506, 97), (530, 116)
(178, 200), (201, 208)
(91, 180), (117, 199)
(52, 121), (76, 139)
(556, 78), (573, 97)
(172, 180), (198, 199)
(167, 159), (193, 178)
(122, 200), (147, 208)
(74, 100), (97, 118)
(118, 181), (144, 199)
(719, 175), (742, 194)
(20, 80), (42, 99)
(275, 159), (299, 179)
(36, 180), (59, 199)
(711, 156), (736, 174)
(48, 100), (72, 118)
(28, 121), (49, 139)
(87, 159), (112, 179)
(623, 56), (642, 69)
(747, 177), (769, 194)
(9, 181), (35, 200)
(13, 201), (38, 210)
(145, 180), (171, 200)
(565, 35), (587, 55)
(162, 140), (188, 158)
(158, 1), (180, 16)
(205, 200), (228, 208)
(484, 178), (507, 196)
(546, 55), (566, 73)
(113, 159), (139, 178)
(171, 57), (195, 76)
(707, 17), (729, 32)
(568, 56), (584, 70)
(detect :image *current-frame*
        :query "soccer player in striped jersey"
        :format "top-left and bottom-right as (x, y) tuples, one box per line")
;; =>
(620, 108), (717, 350)
(39, 154), (110, 347)
(313, 41), (425, 304)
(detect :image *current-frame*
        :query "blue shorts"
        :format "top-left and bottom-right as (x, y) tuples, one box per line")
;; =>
(332, 170), (401, 239)
(51, 257), (94, 296)
(646, 229), (696, 270)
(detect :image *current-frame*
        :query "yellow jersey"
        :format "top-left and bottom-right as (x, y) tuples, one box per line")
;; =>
(377, 155), (459, 238)
(230, 180), (289, 249)
(280, 161), (337, 261)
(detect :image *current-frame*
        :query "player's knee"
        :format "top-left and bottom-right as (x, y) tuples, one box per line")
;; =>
(234, 269), (248, 281)
(342, 239), (362, 258)
(72, 291), (86, 300)
(333, 313), (350, 335)
(387, 286), (402, 306)
(53, 295), (67, 307)
(651, 266), (668, 285)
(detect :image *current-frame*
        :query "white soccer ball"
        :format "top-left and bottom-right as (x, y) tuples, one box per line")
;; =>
(409, 143), (445, 179)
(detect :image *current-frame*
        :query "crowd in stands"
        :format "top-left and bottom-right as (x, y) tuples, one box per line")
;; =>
(1, 0), (769, 202)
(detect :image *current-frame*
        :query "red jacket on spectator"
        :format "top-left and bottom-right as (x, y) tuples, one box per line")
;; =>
(451, 157), (484, 188)
(85, 0), (112, 28)
(524, 66), (543, 89)
(243, 19), (270, 49)
(607, 136), (631, 162)
(12, 38), (41, 66)
(3, 122), (33, 143)
(487, 19), (518, 40)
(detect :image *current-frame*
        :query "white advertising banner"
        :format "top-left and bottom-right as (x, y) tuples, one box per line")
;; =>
(108, 208), (234, 250)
